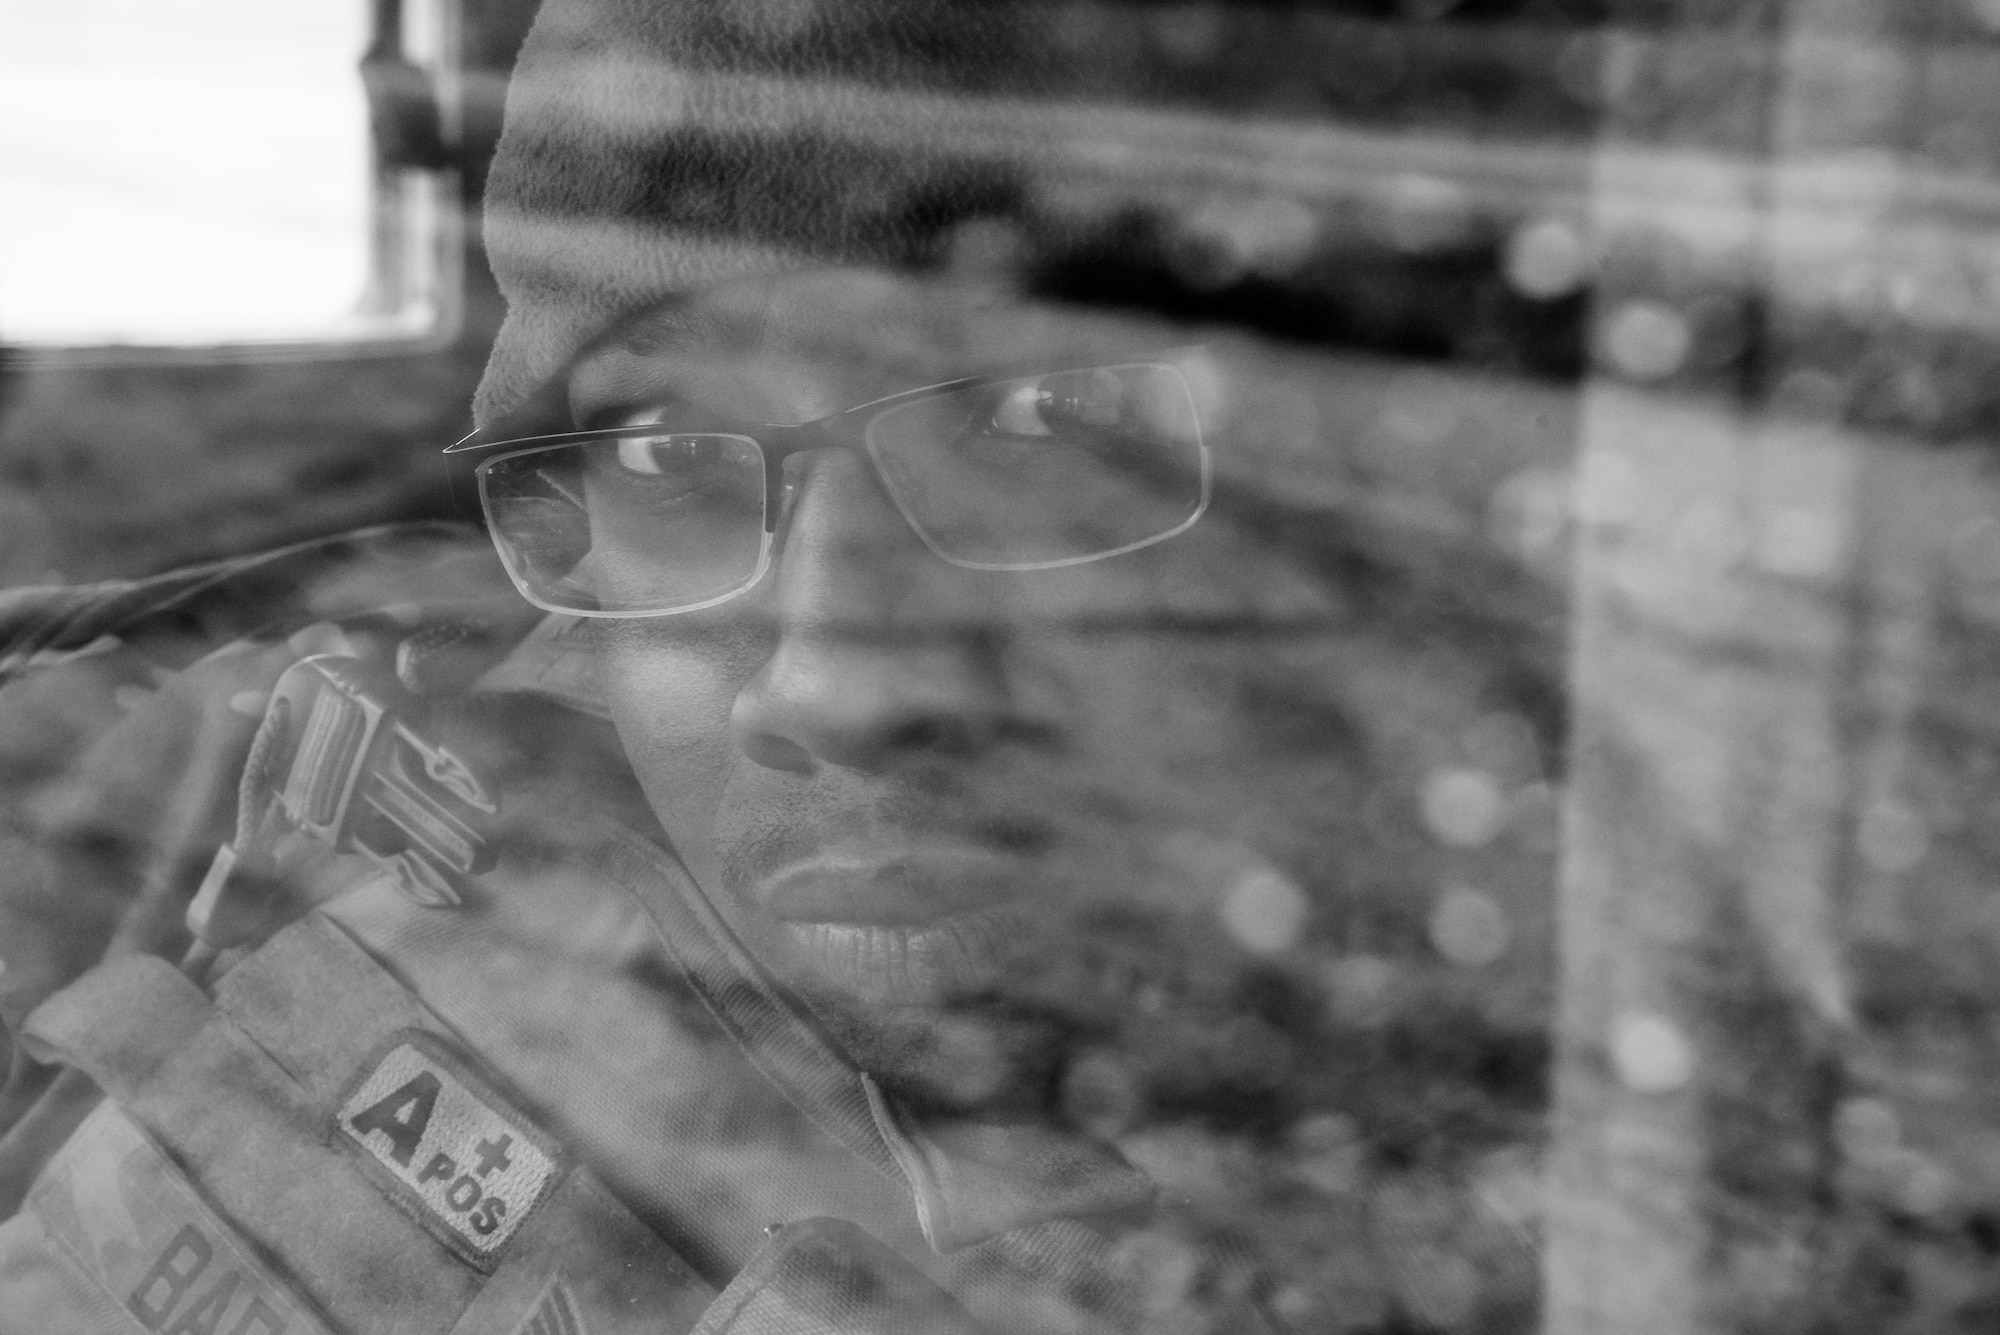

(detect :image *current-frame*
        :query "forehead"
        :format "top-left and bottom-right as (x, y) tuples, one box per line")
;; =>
(565, 266), (1194, 424)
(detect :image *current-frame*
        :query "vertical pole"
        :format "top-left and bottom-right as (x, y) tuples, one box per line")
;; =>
(1543, 1), (1942, 1331)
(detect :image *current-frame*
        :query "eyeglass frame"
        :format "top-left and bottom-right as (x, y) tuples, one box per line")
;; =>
(442, 357), (1214, 619)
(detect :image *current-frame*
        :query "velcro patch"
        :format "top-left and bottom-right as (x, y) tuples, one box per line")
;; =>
(336, 1030), (564, 1271)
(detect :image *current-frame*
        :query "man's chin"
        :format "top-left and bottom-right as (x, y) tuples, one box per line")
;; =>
(804, 987), (1076, 1122)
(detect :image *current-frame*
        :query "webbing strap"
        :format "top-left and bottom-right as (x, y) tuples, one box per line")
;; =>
(17, 956), (209, 1094)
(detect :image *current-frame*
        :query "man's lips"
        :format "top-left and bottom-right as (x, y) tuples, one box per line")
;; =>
(756, 848), (1040, 1004)
(762, 848), (1031, 925)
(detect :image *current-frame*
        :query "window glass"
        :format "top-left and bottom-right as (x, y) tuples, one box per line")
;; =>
(0, 0), (369, 344)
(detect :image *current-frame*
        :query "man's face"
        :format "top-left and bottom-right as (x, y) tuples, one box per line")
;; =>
(568, 266), (1340, 1115)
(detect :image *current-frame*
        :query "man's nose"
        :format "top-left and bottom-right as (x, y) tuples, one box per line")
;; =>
(729, 450), (1022, 773)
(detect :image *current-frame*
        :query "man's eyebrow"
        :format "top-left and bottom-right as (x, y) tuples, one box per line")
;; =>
(569, 364), (706, 429)
(606, 303), (737, 358)
(562, 305), (734, 425)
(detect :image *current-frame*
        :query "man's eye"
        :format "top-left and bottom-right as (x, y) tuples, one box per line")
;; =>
(988, 385), (1059, 438)
(615, 435), (723, 475)
(582, 435), (754, 520)
(983, 373), (1127, 439)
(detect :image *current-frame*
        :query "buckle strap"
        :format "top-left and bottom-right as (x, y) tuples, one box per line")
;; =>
(18, 955), (210, 1098)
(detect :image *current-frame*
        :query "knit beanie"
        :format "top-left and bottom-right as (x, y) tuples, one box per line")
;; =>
(473, 0), (1591, 429)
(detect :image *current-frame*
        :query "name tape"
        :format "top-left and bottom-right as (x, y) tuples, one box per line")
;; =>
(31, 1103), (334, 1335)
(337, 1031), (563, 1271)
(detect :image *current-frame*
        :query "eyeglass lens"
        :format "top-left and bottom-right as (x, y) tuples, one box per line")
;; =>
(478, 363), (1204, 615)
(866, 364), (1205, 569)
(480, 433), (769, 614)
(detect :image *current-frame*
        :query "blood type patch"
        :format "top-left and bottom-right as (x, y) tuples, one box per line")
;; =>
(336, 1030), (564, 1271)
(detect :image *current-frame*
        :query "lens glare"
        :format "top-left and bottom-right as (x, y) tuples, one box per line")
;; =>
(864, 363), (1206, 568)
(479, 433), (766, 613)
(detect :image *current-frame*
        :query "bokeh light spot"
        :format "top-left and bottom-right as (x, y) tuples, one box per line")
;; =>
(927, 1015), (1009, 1106)
(1060, 1049), (1144, 1139)
(1428, 885), (1511, 967)
(1487, 467), (1573, 564)
(1612, 1012), (1694, 1092)
(1290, 1111), (1361, 1153)
(1602, 301), (1693, 381)
(1381, 174), (1474, 253)
(1421, 767), (1505, 848)
(1505, 217), (1589, 299)
(1894, 1152), (1954, 1217)
(1292, 1139), (1364, 1196)
(1833, 1097), (1900, 1166)
(1270, 1285), (1319, 1323)
(1112, 1230), (1204, 1317)
(1220, 867), (1309, 955)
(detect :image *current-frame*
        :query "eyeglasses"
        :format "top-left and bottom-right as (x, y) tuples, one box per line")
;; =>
(444, 361), (1211, 618)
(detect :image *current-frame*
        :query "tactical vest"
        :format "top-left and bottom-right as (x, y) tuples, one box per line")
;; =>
(0, 909), (716, 1335)
(0, 895), (1027, 1335)
(0, 825), (1166, 1335)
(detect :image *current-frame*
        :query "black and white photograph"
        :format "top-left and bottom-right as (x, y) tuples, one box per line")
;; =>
(3, 2), (1999, 1331)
